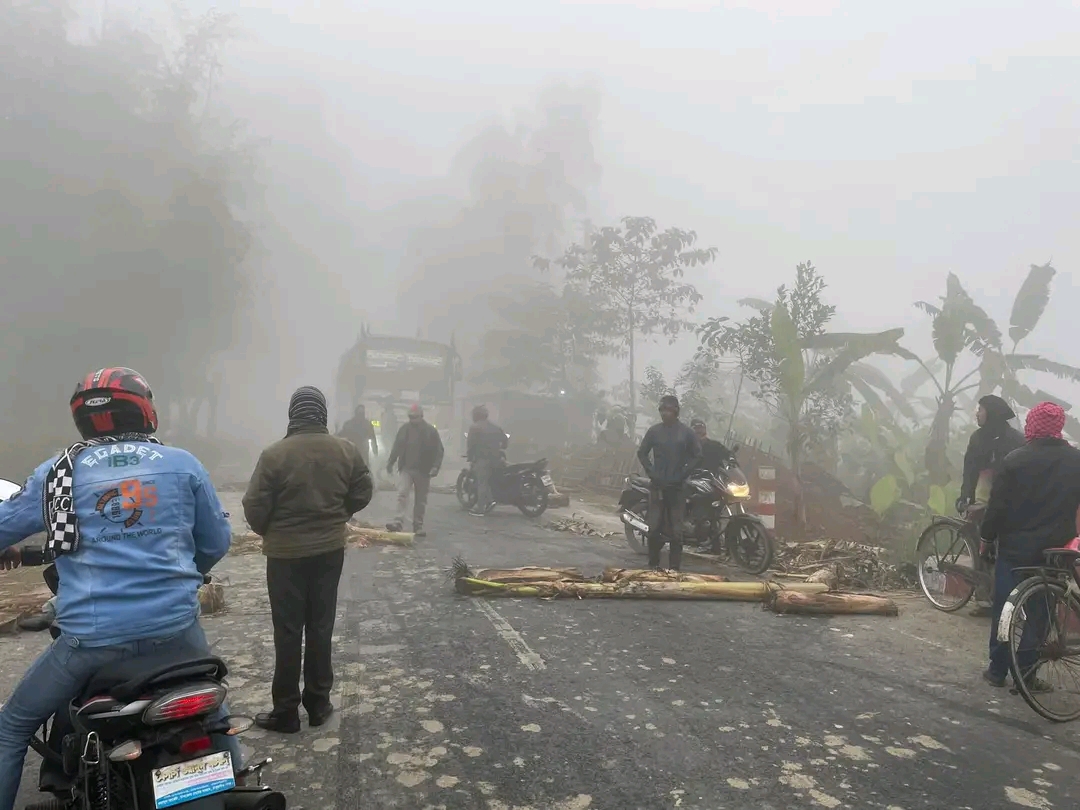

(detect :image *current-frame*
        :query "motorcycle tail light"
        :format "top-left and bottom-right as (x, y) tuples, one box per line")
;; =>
(143, 685), (226, 725)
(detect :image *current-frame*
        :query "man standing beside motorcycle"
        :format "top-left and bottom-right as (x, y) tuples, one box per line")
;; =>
(0, 368), (239, 809)
(467, 405), (508, 516)
(637, 395), (703, 571)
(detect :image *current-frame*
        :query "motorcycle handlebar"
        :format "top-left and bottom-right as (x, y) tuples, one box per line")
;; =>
(19, 545), (45, 567)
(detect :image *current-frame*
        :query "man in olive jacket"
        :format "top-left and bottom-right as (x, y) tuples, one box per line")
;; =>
(242, 386), (373, 733)
(385, 403), (444, 537)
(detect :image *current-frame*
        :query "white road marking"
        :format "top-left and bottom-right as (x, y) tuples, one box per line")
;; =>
(475, 600), (546, 671)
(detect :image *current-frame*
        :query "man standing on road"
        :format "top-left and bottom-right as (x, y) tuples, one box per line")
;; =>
(467, 404), (508, 517)
(338, 403), (378, 465)
(243, 386), (373, 733)
(690, 418), (732, 474)
(637, 395), (702, 571)
(385, 403), (444, 538)
(980, 401), (1080, 689)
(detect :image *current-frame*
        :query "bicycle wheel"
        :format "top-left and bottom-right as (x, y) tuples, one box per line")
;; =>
(1006, 578), (1080, 723)
(915, 521), (977, 612)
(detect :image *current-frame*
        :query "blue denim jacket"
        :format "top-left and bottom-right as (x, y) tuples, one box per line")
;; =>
(0, 442), (231, 646)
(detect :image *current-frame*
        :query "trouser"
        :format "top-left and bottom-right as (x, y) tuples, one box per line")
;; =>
(473, 458), (496, 510)
(266, 548), (345, 717)
(647, 485), (686, 571)
(988, 555), (1046, 679)
(395, 469), (431, 529)
(0, 619), (240, 810)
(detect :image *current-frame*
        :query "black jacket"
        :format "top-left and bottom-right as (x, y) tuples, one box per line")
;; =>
(637, 420), (703, 488)
(387, 420), (444, 476)
(980, 438), (1080, 563)
(700, 437), (732, 473)
(467, 420), (508, 462)
(961, 422), (1025, 502)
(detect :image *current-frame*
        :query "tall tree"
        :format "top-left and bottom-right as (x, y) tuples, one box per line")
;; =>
(699, 262), (913, 528)
(536, 216), (715, 430)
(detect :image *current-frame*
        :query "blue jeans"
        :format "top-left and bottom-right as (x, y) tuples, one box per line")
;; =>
(988, 555), (1047, 680)
(0, 620), (241, 810)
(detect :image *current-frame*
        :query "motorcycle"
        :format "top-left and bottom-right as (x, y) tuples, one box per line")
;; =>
(0, 480), (286, 810)
(617, 448), (775, 575)
(454, 437), (552, 518)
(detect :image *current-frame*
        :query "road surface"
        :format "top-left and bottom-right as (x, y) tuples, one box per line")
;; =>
(9, 491), (1080, 809)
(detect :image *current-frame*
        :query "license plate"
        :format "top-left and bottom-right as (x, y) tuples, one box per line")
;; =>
(152, 750), (234, 809)
(540, 475), (553, 486)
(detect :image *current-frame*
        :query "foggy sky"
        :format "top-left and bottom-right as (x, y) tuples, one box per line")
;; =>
(56, 0), (1080, 420)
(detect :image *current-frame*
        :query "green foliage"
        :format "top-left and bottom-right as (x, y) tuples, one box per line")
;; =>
(1009, 263), (1055, 346)
(870, 475), (901, 516)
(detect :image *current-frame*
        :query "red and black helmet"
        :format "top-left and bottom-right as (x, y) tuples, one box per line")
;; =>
(70, 367), (159, 440)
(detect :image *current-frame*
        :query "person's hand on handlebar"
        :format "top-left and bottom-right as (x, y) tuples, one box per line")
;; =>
(0, 547), (21, 571)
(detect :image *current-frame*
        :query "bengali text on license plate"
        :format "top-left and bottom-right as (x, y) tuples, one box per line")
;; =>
(541, 475), (553, 485)
(152, 750), (234, 809)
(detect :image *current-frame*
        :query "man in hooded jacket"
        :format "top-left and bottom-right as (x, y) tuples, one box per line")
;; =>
(956, 395), (1025, 613)
(980, 401), (1080, 688)
(243, 386), (373, 733)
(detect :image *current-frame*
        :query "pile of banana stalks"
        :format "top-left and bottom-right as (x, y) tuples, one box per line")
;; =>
(449, 558), (899, 615)
(230, 524), (414, 556)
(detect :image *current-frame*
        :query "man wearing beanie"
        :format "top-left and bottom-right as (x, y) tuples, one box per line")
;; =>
(243, 386), (373, 732)
(980, 401), (1080, 689)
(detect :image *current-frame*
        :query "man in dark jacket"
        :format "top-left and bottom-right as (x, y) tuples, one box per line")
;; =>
(690, 418), (732, 474)
(957, 395), (1025, 614)
(958, 395), (1025, 513)
(637, 395), (703, 571)
(980, 401), (1080, 688)
(466, 404), (508, 516)
(243, 386), (373, 733)
(338, 403), (378, 465)
(385, 403), (444, 537)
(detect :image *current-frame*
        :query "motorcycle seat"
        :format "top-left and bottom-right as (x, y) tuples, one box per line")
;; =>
(629, 475), (651, 487)
(79, 646), (227, 704)
(503, 459), (548, 474)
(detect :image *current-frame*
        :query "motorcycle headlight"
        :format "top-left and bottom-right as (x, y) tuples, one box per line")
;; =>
(727, 482), (751, 500)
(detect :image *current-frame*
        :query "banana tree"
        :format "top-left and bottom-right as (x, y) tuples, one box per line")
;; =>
(770, 303), (917, 527)
(908, 265), (1080, 483)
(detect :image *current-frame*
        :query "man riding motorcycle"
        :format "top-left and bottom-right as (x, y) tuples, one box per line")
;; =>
(690, 418), (732, 475)
(466, 405), (508, 517)
(0, 367), (238, 809)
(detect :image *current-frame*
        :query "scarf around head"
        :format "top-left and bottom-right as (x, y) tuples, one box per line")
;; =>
(43, 433), (162, 561)
(1025, 401), (1066, 441)
(287, 386), (328, 436)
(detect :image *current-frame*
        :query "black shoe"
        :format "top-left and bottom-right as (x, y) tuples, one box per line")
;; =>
(254, 711), (300, 734)
(414, 528), (427, 538)
(982, 668), (1007, 688)
(308, 704), (335, 727)
(386, 521), (403, 532)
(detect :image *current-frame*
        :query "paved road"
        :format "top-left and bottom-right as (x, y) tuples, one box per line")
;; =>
(10, 491), (1080, 809)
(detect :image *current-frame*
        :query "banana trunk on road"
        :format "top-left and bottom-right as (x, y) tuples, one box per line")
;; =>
(767, 590), (898, 616)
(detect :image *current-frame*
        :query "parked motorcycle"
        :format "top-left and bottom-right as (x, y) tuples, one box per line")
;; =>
(455, 458), (552, 519)
(617, 448), (775, 575)
(0, 479), (286, 810)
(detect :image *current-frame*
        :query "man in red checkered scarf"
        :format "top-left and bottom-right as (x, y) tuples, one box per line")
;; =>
(980, 401), (1080, 688)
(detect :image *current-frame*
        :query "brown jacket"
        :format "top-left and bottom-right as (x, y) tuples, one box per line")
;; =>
(242, 424), (374, 559)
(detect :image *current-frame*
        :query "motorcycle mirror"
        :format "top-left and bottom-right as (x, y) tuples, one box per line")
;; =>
(0, 479), (21, 503)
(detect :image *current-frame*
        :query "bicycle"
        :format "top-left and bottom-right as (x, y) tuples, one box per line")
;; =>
(915, 505), (993, 612)
(997, 544), (1080, 722)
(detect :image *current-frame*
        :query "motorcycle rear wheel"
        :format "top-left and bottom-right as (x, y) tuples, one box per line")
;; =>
(623, 510), (648, 555)
(456, 469), (477, 510)
(516, 476), (549, 518)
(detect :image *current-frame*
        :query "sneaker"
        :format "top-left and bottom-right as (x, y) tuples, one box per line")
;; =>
(414, 528), (427, 538)
(1024, 675), (1054, 694)
(982, 668), (1007, 688)
(386, 521), (404, 532)
(468, 510), (486, 517)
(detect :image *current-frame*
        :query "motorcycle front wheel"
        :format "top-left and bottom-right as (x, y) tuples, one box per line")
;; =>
(726, 520), (775, 575)
(516, 475), (549, 518)
(623, 509), (649, 556)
